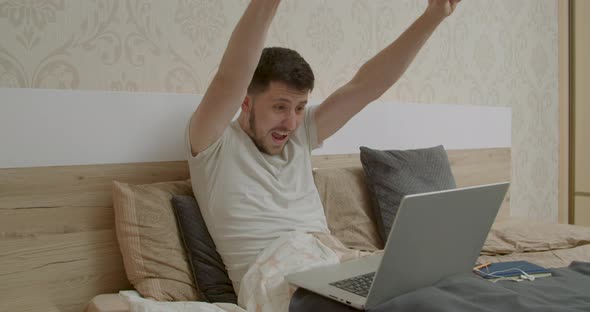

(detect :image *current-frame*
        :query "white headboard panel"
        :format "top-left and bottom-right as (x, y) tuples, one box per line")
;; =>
(317, 100), (510, 154)
(0, 88), (510, 168)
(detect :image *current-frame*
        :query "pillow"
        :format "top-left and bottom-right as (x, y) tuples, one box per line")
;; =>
(171, 195), (238, 304)
(482, 218), (590, 255)
(360, 145), (457, 243)
(313, 167), (383, 251)
(112, 180), (202, 301)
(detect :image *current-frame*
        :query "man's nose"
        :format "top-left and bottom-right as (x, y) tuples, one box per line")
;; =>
(283, 110), (297, 130)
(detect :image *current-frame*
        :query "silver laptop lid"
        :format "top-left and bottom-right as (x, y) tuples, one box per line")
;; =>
(365, 182), (509, 308)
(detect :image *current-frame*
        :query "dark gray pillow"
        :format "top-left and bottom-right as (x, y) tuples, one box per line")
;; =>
(360, 145), (456, 243)
(171, 195), (237, 304)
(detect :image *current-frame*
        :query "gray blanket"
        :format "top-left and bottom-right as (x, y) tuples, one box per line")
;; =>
(289, 261), (590, 311)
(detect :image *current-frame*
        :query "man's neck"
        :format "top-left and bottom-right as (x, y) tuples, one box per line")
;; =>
(237, 113), (251, 136)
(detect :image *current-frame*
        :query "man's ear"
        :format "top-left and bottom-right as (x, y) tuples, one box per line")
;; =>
(241, 95), (252, 113)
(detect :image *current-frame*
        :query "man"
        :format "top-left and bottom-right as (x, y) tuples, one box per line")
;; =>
(186, 0), (460, 294)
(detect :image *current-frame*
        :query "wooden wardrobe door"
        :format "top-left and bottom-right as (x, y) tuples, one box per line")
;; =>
(572, 0), (590, 226)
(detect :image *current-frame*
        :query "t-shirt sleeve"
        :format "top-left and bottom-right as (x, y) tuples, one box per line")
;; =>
(185, 118), (196, 160)
(304, 105), (324, 151)
(185, 116), (226, 164)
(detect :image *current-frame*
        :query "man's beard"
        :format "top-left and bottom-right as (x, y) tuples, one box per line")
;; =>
(249, 107), (273, 155)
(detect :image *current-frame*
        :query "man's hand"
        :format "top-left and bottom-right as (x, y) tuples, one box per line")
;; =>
(425, 0), (461, 21)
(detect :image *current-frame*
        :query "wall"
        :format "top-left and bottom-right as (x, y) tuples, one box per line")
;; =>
(0, 0), (559, 222)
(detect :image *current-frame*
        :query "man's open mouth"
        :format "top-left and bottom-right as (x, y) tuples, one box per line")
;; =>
(271, 131), (289, 144)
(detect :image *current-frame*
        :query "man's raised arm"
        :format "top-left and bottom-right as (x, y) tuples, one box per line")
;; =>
(315, 0), (460, 143)
(189, 0), (281, 156)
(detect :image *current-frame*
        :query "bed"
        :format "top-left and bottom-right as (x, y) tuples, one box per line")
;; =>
(1, 88), (589, 311)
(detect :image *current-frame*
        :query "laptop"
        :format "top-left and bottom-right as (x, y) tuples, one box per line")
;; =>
(285, 182), (510, 310)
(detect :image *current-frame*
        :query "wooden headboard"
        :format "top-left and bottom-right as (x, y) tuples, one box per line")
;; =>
(0, 148), (510, 312)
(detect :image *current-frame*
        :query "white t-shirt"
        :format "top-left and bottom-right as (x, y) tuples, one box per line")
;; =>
(185, 105), (329, 292)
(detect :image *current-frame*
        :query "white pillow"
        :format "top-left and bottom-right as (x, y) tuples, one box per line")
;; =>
(118, 291), (244, 312)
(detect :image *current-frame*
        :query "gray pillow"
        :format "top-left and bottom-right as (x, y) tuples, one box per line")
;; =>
(171, 195), (237, 304)
(360, 145), (456, 243)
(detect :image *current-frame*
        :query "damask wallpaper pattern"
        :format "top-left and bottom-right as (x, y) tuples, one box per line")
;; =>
(0, 0), (558, 222)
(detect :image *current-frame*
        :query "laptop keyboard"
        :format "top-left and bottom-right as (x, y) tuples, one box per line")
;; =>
(329, 272), (375, 298)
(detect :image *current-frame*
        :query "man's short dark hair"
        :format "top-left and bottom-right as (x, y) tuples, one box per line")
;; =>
(247, 47), (314, 95)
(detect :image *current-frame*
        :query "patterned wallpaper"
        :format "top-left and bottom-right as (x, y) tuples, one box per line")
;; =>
(0, 0), (558, 222)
